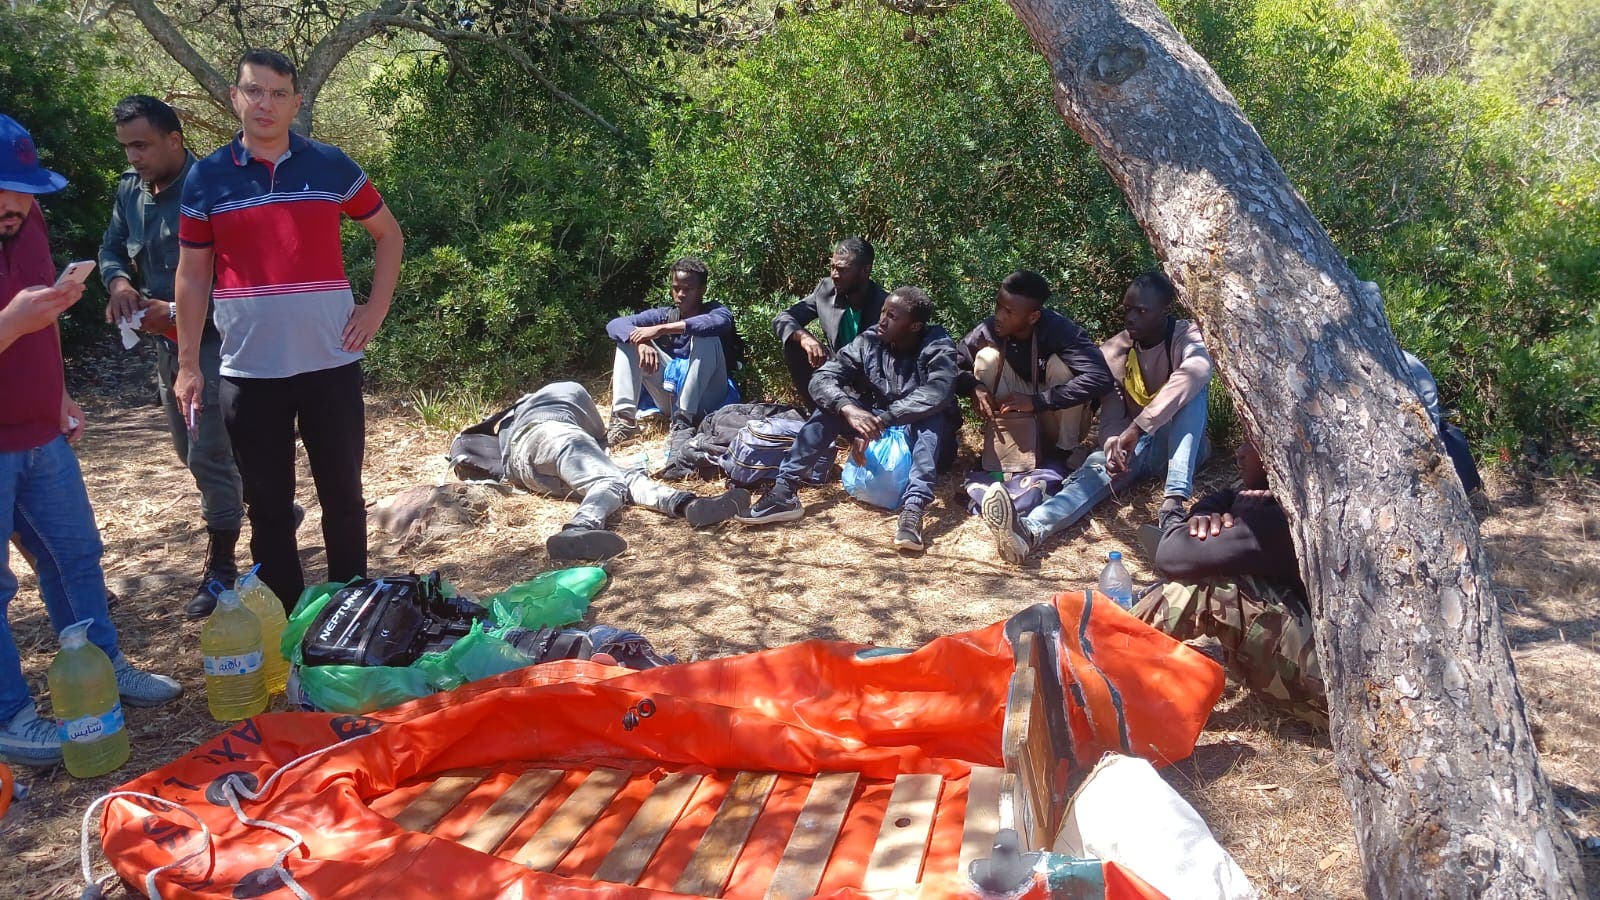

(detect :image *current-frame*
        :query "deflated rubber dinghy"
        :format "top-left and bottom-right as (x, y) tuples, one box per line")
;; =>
(98, 592), (1224, 898)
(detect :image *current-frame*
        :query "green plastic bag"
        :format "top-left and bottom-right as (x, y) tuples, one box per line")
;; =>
(282, 567), (607, 713)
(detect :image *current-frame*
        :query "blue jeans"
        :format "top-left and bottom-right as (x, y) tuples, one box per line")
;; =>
(777, 407), (959, 509)
(1024, 388), (1210, 542)
(0, 436), (119, 721)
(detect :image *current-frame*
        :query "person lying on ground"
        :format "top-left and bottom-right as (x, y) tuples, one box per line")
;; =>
(606, 256), (738, 452)
(956, 269), (1113, 466)
(99, 95), (248, 619)
(773, 237), (887, 412)
(0, 114), (181, 767)
(1134, 437), (1327, 727)
(451, 381), (747, 561)
(737, 287), (960, 553)
(982, 271), (1212, 563)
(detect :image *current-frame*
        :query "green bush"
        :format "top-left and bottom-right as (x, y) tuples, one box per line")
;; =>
(647, 0), (1150, 399)
(0, 4), (128, 347)
(355, 49), (670, 397)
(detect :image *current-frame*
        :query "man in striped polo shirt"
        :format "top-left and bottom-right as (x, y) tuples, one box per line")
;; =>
(173, 49), (404, 612)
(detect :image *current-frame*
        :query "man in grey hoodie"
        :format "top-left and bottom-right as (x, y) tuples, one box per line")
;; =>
(451, 382), (746, 560)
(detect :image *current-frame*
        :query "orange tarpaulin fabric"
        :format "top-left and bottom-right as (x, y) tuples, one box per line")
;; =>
(102, 592), (1221, 898)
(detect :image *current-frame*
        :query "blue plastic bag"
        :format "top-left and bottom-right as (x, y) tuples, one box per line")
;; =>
(841, 426), (912, 510)
(641, 357), (741, 412)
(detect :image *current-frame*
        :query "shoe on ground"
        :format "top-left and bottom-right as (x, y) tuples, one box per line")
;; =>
(293, 502), (306, 530)
(735, 487), (803, 525)
(894, 507), (925, 552)
(684, 488), (750, 528)
(546, 525), (628, 561)
(185, 577), (226, 619)
(113, 657), (183, 708)
(0, 705), (61, 767)
(606, 420), (643, 447)
(981, 483), (1034, 564)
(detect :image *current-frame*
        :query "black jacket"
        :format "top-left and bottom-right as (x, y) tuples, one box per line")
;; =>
(1154, 489), (1303, 587)
(773, 278), (889, 352)
(809, 324), (960, 426)
(954, 309), (1114, 411)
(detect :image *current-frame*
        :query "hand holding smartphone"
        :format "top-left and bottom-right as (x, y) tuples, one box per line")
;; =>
(55, 260), (96, 286)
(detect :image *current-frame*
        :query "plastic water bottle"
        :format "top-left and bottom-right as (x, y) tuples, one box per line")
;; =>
(48, 619), (130, 778)
(236, 566), (289, 696)
(201, 589), (268, 721)
(1098, 551), (1135, 611)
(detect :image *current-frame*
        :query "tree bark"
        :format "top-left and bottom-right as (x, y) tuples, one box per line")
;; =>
(997, 0), (1584, 895)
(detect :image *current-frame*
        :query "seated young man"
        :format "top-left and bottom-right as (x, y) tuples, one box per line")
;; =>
(1134, 438), (1327, 727)
(452, 382), (746, 560)
(773, 237), (888, 412)
(982, 271), (1212, 562)
(956, 270), (1114, 463)
(606, 256), (737, 447)
(737, 287), (960, 551)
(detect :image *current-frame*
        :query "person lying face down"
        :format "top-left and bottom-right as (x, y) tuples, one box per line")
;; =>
(449, 381), (748, 561)
(737, 287), (961, 553)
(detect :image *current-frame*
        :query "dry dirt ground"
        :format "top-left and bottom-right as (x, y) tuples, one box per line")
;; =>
(2, 345), (1597, 898)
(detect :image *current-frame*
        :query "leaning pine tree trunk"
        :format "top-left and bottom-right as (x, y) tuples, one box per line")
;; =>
(995, 0), (1584, 894)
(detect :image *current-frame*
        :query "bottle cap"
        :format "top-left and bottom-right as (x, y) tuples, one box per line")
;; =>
(237, 562), (262, 592)
(1108, 551), (1122, 561)
(58, 618), (94, 648)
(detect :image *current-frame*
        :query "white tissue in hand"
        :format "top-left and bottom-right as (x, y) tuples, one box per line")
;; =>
(117, 309), (148, 349)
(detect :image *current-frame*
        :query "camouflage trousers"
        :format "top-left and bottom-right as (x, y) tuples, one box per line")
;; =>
(1132, 576), (1328, 728)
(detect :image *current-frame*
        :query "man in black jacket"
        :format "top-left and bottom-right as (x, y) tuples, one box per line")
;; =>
(738, 287), (959, 551)
(773, 237), (888, 411)
(956, 270), (1114, 463)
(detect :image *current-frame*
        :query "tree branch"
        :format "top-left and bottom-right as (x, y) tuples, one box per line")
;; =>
(370, 15), (623, 136)
(123, 0), (232, 113)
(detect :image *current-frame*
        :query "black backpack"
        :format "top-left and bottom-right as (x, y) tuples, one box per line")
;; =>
(657, 402), (802, 479)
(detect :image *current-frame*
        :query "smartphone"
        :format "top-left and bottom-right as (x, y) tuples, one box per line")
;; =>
(55, 260), (96, 286)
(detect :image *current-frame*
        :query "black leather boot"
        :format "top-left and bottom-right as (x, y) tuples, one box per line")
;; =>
(185, 527), (240, 619)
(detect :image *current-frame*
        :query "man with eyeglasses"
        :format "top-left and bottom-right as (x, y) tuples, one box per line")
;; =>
(173, 48), (404, 613)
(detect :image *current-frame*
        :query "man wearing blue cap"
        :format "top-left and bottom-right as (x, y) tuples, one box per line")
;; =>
(0, 114), (181, 767)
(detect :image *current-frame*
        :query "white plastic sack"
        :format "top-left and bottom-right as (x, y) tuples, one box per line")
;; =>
(1054, 753), (1257, 900)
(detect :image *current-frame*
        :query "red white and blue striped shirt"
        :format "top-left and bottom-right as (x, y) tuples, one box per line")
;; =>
(179, 131), (385, 378)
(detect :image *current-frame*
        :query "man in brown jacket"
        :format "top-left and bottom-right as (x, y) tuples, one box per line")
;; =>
(981, 271), (1212, 563)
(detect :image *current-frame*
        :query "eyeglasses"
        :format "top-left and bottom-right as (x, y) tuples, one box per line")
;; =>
(236, 85), (295, 105)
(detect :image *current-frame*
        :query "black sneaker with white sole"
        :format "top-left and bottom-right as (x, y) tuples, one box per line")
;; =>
(605, 420), (643, 447)
(980, 483), (1035, 564)
(735, 486), (803, 525)
(546, 525), (628, 560)
(893, 506), (925, 552)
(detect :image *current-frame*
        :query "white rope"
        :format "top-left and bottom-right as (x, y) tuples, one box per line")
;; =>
(78, 735), (367, 899)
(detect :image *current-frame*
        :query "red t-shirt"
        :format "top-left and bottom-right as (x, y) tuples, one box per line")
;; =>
(0, 201), (66, 452)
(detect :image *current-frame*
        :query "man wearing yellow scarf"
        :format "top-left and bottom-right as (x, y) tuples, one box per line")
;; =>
(982, 271), (1213, 564)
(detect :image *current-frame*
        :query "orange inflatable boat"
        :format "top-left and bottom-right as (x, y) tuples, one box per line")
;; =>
(96, 592), (1224, 898)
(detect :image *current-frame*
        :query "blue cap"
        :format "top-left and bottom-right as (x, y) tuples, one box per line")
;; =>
(1108, 551), (1122, 561)
(0, 115), (67, 194)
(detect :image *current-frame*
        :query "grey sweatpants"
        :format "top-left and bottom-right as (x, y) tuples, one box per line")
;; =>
(506, 421), (680, 529)
(155, 335), (244, 531)
(610, 336), (728, 427)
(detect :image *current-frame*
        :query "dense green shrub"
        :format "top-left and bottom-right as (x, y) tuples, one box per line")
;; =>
(354, 50), (671, 397)
(647, 0), (1151, 398)
(0, 4), (128, 346)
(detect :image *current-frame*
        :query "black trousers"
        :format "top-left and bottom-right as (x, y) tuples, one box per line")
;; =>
(782, 338), (823, 413)
(220, 362), (366, 612)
